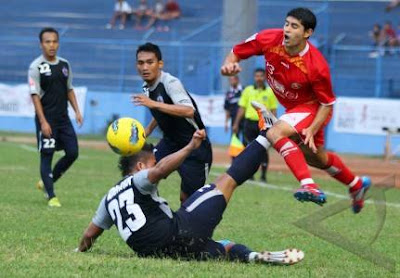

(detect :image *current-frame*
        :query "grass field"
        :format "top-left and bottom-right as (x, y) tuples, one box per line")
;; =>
(0, 140), (399, 278)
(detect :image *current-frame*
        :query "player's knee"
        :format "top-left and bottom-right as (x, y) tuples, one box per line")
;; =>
(266, 126), (283, 144)
(66, 149), (79, 162)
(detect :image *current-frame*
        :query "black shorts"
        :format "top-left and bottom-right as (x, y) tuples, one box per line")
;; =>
(154, 138), (213, 196)
(35, 118), (78, 155)
(147, 184), (226, 259)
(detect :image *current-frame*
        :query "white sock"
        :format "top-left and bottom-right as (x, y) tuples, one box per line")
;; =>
(248, 251), (259, 262)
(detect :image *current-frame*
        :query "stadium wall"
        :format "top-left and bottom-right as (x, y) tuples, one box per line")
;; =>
(1, 91), (399, 156)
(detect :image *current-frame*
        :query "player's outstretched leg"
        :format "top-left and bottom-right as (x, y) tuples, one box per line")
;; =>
(251, 101), (327, 206)
(216, 239), (304, 265)
(324, 152), (371, 213)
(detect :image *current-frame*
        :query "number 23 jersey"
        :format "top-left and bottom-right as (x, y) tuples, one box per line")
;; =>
(92, 170), (176, 254)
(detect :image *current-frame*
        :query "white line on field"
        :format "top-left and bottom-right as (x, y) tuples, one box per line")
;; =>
(209, 172), (400, 209)
(18, 144), (89, 159)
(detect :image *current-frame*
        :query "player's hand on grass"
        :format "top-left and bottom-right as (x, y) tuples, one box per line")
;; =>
(41, 121), (52, 138)
(220, 62), (242, 76)
(76, 112), (83, 127)
(189, 129), (206, 150)
(302, 127), (317, 153)
(132, 94), (156, 109)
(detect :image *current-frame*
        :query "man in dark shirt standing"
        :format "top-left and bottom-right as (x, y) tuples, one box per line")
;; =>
(28, 27), (83, 207)
(132, 43), (212, 202)
(224, 75), (243, 136)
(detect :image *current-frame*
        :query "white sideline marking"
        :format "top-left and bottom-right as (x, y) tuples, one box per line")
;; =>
(18, 144), (89, 159)
(209, 172), (400, 209)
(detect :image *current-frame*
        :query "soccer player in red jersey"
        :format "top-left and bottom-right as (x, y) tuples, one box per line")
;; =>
(221, 7), (371, 213)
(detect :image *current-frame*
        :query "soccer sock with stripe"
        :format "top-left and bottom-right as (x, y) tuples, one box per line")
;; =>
(325, 152), (362, 192)
(227, 135), (270, 185)
(273, 137), (316, 188)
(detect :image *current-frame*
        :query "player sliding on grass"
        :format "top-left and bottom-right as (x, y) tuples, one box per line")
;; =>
(221, 7), (370, 213)
(76, 116), (304, 265)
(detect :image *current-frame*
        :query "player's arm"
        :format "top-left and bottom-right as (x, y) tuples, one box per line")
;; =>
(133, 83), (194, 119)
(145, 117), (158, 137)
(76, 196), (113, 252)
(221, 52), (242, 76)
(67, 90), (83, 126)
(147, 129), (205, 183)
(232, 107), (244, 134)
(65, 64), (83, 126)
(77, 222), (104, 252)
(221, 32), (264, 76)
(224, 109), (231, 132)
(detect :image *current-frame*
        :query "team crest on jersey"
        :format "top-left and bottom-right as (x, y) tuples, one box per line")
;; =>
(62, 66), (69, 77)
(291, 83), (302, 90)
(157, 95), (164, 103)
(38, 63), (51, 76)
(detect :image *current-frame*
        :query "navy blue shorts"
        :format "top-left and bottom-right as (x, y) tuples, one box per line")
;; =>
(35, 118), (78, 155)
(154, 138), (213, 196)
(151, 184), (227, 259)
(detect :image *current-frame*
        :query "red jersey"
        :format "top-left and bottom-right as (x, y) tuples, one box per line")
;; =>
(233, 29), (336, 110)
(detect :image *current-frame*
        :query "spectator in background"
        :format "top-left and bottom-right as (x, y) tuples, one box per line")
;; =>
(106, 0), (132, 30)
(224, 76), (243, 138)
(133, 0), (153, 29)
(145, 0), (166, 30)
(162, 0), (181, 20)
(147, 0), (181, 31)
(383, 21), (399, 54)
(233, 69), (278, 182)
(369, 23), (384, 47)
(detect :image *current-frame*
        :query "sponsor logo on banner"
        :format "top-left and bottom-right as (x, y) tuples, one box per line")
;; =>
(333, 97), (400, 135)
(0, 83), (87, 119)
(190, 93), (225, 127)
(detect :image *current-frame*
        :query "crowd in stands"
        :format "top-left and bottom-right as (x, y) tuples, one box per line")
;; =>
(106, 0), (181, 31)
(369, 21), (400, 57)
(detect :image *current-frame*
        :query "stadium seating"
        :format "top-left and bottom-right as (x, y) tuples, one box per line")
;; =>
(0, 1), (399, 97)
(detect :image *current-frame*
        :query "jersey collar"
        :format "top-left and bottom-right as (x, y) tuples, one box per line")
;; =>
(143, 71), (164, 93)
(41, 55), (59, 65)
(281, 40), (310, 57)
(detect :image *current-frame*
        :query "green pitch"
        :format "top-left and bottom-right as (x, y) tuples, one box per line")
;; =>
(0, 140), (399, 277)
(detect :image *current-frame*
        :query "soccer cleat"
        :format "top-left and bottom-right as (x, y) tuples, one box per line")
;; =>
(294, 184), (327, 206)
(48, 197), (61, 208)
(350, 176), (371, 214)
(254, 249), (305, 265)
(250, 101), (278, 131)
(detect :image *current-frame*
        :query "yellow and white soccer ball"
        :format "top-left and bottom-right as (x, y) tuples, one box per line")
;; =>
(106, 117), (146, 156)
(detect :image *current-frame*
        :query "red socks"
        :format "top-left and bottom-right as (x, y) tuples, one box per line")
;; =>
(325, 152), (362, 192)
(274, 138), (315, 187)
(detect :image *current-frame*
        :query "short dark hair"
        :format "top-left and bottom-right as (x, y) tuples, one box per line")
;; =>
(254, 68), (265, 74)
(286, 7), (317, 31)
(118, 144), (154, 176)
(136, 42), (162, 61)
(39, 27), (59, 42)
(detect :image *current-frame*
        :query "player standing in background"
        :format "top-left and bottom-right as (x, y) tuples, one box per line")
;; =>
(233, 68), (278, 182)
(221, 7), (370, 213)
(132, 42), (212, 203)
(224, 75), (243, 137)
(76, 120), (304, 265)
(29, 27), (83, 207)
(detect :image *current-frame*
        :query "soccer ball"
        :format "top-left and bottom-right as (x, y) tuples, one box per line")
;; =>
(106, 117), (146, 156)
